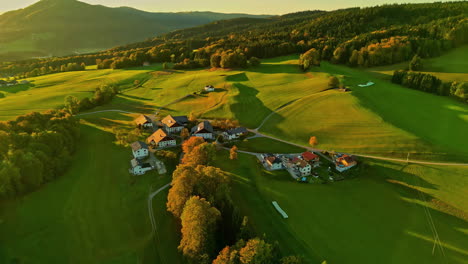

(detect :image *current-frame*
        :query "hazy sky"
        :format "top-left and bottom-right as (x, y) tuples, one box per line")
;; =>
(0, 0), (455, 15)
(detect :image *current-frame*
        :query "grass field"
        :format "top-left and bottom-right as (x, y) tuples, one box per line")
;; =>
(214, 151), (468, 264)
(0, 65), (162, 121)
(0, 111), (181, 264)
(260, 60), (468, 160)
(368, 45), (468, 82)
(0, 48), (466, 264)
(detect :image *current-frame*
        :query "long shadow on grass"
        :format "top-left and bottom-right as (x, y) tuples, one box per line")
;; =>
(246, 63), (304, 74)
(230, 83), (285, 128)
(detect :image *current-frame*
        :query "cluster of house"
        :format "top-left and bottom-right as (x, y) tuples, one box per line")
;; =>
(0, 80), (29, 87)
(262, 151), (321, 178)
(262, 150), (358, 179)
(135, 114), (248, 149)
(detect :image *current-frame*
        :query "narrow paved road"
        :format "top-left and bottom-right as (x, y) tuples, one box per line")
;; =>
(148, 183), (171, 234)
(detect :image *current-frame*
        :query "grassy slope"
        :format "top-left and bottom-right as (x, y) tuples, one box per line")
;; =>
(214, 151), (468, 264)
(0, 111), (181, 264)
(0, 64), (162, 121)
(261, 60), (468, 160)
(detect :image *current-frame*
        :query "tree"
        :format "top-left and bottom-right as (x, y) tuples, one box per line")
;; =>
(189, 111), (198, 122)
(230, 145), (238, 160)
(249, 57), (261, 67)
(133, 80), (140, 87)
(328, 76), (340, 89)
(178, 196), (220, 261)
(239, 238), (276, 264)
(181, 128), (190, 140)
(309, 136), (318, 146)
(409, 54), (422, 71)
(182, 136), (205, 154)
(64, 96), (80, 114)
(163, 62), (168, 69)
(182, 142), (216, 166)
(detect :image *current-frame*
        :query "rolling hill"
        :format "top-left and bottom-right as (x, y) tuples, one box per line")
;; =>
(0, 0), (270, 60)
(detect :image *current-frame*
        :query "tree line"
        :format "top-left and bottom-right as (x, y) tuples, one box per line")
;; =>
(1, 2), (466, 78)
(392, 70), (467, 102)
(63, 84), (119, 115)
(0, 110), (80, 198)
(167, 137), (303, 264)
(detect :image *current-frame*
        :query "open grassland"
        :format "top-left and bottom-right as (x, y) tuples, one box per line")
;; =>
(233, 137), (306, 154)
(0, 64), (162, 121)
(261, 60), (468, 160)
(214, 151), (468, 264)
(368, 45), (468, 82)
(0, 111), (180, 264)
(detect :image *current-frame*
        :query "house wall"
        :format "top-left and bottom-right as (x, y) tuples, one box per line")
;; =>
(158, 140), (176, 148)
(165, 126), (183, 133)
(133, 166), (153, 175)
(133, 149), (149, 159)
(194, 133), (213, 140)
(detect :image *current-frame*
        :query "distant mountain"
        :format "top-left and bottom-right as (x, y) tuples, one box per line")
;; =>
(0, 0), (270, 60)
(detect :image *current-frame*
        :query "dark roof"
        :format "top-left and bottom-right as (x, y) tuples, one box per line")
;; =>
(173, 116), (188, 124)
(266, 156), (282, 164)
(135, 115), (153, 125)
(131, 141), (148, 151)
(226, 127), (248, 135)
(191, 121), (213, 134)
(162, 115), (188, 128)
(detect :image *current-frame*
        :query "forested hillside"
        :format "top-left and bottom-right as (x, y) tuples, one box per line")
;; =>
(0, 0), (269, 60)
(1, 2), (467, 78)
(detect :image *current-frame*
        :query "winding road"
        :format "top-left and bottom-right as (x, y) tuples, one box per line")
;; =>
(148, 183), (171, 234)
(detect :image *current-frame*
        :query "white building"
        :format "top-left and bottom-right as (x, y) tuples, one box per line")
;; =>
(265, 155), (283, 170)
(131, 159), (153, 175)
(191, 121), (214, 139)
(223, 127), (248, 141)
(130, 141), (149, 160)
(204, 85), (215, 92)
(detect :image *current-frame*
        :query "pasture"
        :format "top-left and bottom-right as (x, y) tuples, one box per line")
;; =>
(0, 111), (180, 264)
(214, 151), (468, 264)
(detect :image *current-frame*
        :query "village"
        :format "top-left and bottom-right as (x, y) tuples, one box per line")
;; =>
(127, 91), (358, 183)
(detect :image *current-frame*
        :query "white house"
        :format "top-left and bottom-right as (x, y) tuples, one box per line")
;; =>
(161, 115), (188, 133)
(204, 85), (215, 92)
(297, 160), (312, 176)
(20, 80), (30, 84)
(191, 121), (214, 139)
(135, 115), (154, 129)
(265, 155), (283, 170)
(130, 159), (153, 175)
(147, 129), (177, 148)
(130, 141), (149, 160)
(223, 127), (248, 141)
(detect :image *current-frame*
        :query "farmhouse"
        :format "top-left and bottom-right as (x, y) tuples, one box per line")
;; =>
(265, 155), (283, 170)
(223, 127), (248, 140)
(147, 129), (176, 148)
(130, 141), (149, 160)
(335, 154), (357, 172)
(204, 85), (215, 92)
(6, 80), (17, 87)
(162, 115), (188, 133)
(296, 160), (312, 176)
(191, 121), (214, 139)
(135, 115), (154, 129)
(130, 158), (153, 175)
(302, 151), (320, 167)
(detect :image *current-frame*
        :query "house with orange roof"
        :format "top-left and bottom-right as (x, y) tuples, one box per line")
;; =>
(147, 129), (176, 148)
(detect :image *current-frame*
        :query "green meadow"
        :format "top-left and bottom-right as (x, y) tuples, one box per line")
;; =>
(0, 47), (467, 264)
(0, 112), (179, 264)
(214, 151), (468, 264)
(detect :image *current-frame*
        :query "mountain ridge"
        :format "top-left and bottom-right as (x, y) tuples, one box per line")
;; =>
(0, 0), (271, 60)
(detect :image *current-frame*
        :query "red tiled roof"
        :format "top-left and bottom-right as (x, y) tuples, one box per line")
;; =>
(302, 152), (318, 161)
